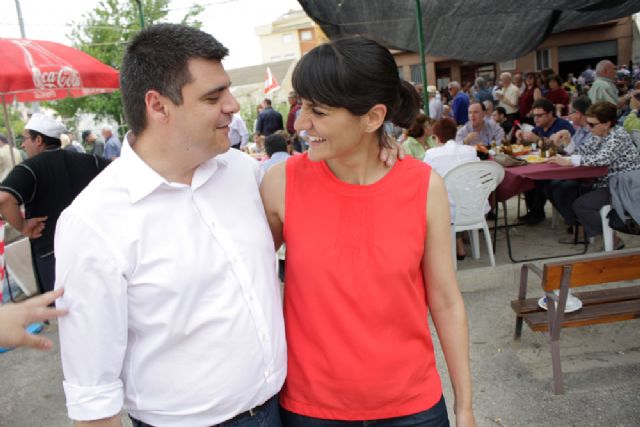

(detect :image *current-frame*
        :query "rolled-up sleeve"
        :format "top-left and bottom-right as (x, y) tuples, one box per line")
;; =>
(55, 208), (129, 421)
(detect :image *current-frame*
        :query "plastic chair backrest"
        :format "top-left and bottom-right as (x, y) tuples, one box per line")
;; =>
(444, 161), (505, 226)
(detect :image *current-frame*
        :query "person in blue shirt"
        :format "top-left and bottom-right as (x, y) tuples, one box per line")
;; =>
(256, 98), (284, 137)
(514, 99), (576, 224)
(448, 81), (470, 125)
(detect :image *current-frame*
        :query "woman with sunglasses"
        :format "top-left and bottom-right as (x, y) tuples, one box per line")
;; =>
(550, 101), (640, 247)
(261, 36), (475, 427)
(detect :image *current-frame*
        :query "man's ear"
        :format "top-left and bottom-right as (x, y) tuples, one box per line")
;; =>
(145, 90), (170, 124)
(364, 104), (387, 133)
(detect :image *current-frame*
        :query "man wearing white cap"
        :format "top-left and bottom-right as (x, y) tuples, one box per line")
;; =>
(0, 114), (110, 294)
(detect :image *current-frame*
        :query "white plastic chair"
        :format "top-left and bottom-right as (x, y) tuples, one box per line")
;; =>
(444, 161), (505, 269)
(600, 204), (614, 252)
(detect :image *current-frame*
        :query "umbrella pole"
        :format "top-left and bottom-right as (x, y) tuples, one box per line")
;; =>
(415, 0), (429, 117)
(1, 96), (17, 168)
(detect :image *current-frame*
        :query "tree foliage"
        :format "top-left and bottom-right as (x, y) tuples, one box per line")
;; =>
(46, 0), (204, 128)
(0, 106), (25, 147)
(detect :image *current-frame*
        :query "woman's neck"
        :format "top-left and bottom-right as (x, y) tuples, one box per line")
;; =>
(325, 135), (391, 185)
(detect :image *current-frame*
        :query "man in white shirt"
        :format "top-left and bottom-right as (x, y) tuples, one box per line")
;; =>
(229, 113), (249, 150)
(427, 85), (443, 120)
(55, 24), (286, 427)
(495, 72), (520, 121)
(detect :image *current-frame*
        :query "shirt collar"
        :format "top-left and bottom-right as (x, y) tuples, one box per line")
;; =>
(121, 132), (227, 204)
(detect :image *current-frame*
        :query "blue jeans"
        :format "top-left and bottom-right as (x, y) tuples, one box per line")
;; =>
(280, 395), (449, 427)
(130, 394), (282, 427)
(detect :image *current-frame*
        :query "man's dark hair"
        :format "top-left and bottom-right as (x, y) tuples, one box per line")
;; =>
(263, 98), (272, 107)
(81, 130), (91, 142)
(495, 106), (507, 116)
(27, 130), (61, 148)
(571, 96), (592, 115)
(264, 133), (288, 157)
(120, 24), (229, 135)
(531, 98), (555, 115)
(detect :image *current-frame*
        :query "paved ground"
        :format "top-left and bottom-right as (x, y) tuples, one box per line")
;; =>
(1, 197), (639, 426)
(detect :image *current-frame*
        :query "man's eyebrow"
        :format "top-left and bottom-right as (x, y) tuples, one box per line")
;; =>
(200, 82), (231, 99)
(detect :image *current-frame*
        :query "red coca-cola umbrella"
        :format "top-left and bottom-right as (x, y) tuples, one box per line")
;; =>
(0, 38), (120, 163)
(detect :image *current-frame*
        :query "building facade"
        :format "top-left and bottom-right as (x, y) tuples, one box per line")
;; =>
(256, 9), (328, 64)
(395, 17), (636, 90)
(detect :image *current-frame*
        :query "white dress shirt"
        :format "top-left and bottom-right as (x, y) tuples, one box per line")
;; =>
(228, 113), (249, 148)
(498, 83), (520, 115)
(423, 140), (484, 220)
(429, 95), (444, 121)
(55, 137), (286, 426)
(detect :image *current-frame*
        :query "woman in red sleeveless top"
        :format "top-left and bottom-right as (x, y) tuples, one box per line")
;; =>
(519, 72), (543, 123)
(260, 37), (475, 427)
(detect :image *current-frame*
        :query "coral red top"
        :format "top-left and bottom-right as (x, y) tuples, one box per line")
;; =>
(280, 153), (443, 420)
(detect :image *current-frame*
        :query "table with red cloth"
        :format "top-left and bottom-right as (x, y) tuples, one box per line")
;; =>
(493, 162), (608, 262)
(496, 162), (608, 202)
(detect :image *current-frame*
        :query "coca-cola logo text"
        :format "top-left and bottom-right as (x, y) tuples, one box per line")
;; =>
(32, 66), (82, 90)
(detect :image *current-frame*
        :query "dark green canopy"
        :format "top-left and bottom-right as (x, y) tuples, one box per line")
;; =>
(297, 0), (640, 62)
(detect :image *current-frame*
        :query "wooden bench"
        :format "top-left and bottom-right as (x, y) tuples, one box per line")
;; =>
(511, 249), (640, 394)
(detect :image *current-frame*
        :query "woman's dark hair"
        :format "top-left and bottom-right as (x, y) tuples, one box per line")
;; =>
(586, 101), (617, 127)
(292, 36), (420, 148)
(121, 24), (229, 135)
(432, 117), (457, 144)
(27, 130), (61, 148)
(525, 72), (540, 89)
(406, 113), (431, 138)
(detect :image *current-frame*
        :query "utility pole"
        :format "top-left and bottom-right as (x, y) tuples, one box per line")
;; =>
(14, 0), (26, 37)
(13, 0), (40, 114)
(415, 0), (429, 117)
(134, 0), (145, 28)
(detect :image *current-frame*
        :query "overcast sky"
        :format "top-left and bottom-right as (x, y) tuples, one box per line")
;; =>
(0, 0), (302, 69)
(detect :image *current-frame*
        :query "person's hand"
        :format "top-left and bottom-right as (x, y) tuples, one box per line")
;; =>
(548, 156), (572, 166)
(455, 407), (476, 427)
(520, 131), (536, 142)
(0, 288), (68, 350)
(21, 216), (47, 239)
(379, 139), (405, 168)
(550, 129), (570, 147)
(464, 132), (480, 145)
